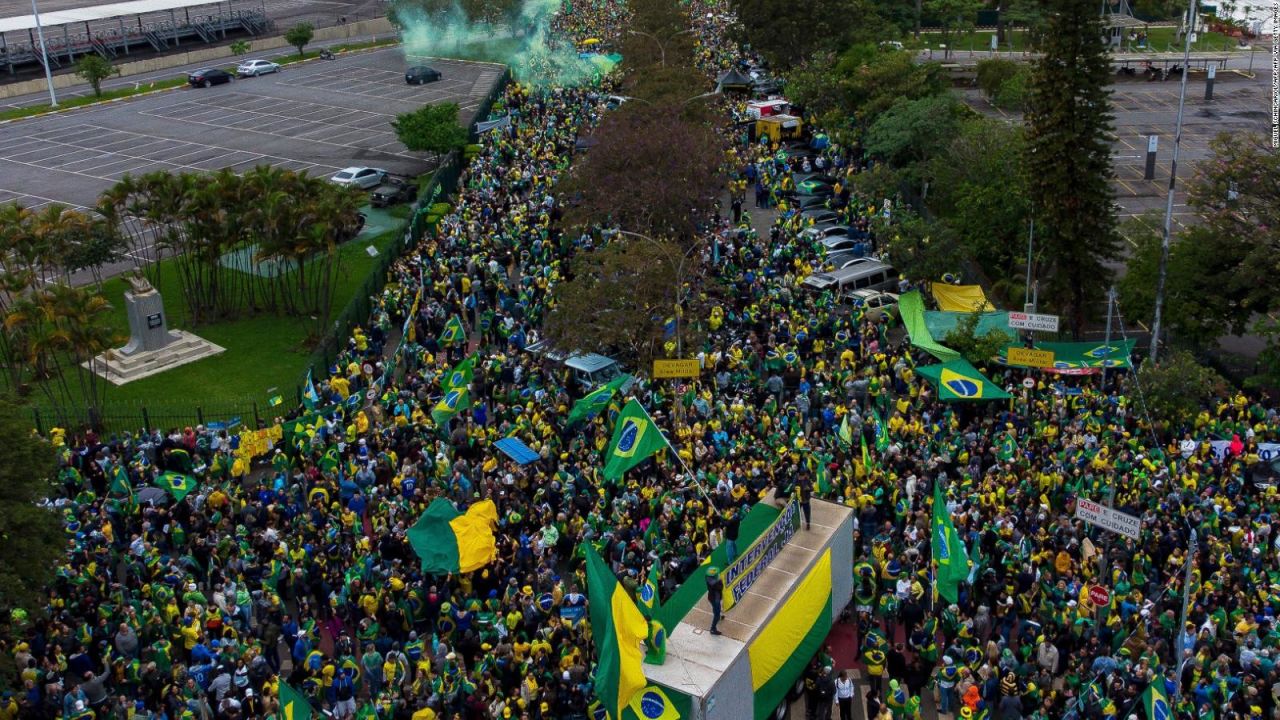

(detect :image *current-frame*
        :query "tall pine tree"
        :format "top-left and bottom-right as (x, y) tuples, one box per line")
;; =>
(1023, 0), (1121, 336)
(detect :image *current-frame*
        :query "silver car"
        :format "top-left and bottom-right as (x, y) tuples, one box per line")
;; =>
(330, 167), (387, 189)
(236, 59), (280, 77)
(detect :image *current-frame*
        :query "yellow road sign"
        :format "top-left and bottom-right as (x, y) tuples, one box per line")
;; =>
(1007, 347), (1055, 368)
(653, 359), (701, 378)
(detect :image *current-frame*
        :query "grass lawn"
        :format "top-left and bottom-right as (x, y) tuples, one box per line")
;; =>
(918, 27), (1238, 55)
(23, 221), (402, 430)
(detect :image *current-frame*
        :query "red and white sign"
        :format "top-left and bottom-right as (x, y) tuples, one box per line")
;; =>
(1088, 585), (1110, 607)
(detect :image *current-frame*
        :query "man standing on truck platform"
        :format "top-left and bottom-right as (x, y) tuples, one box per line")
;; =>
(706, 567), (723, 636)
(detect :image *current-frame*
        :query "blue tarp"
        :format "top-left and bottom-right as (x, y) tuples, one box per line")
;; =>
(494, 437), (540, 465)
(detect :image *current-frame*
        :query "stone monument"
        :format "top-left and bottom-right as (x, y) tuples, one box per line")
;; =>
(87, 269), (226, 385)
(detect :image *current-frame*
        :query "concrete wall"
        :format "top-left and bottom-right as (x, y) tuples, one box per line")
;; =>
(0, 16), (395, 100)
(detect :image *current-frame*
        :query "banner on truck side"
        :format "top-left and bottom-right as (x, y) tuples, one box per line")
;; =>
(722, 498), (801, 611)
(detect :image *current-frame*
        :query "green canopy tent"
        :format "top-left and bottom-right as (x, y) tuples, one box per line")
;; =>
(917, 359), (1012, 401)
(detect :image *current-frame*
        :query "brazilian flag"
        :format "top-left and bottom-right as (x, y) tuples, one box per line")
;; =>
(602, 400), (668, 482)
(567, 374), (631, 426)
(158, 471), (197, 502)
(638, 562), (660, 615)
(280, 682), (313, 720)
(442, 353), (477, 391)
(628, 685), (680, 719)
(438, 315), (466, 346)
(584, 544), (649, 720)
(432, 387), (472, 423)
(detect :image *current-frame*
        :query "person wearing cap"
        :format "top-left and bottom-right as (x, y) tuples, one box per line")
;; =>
(706, 567), (724, 636)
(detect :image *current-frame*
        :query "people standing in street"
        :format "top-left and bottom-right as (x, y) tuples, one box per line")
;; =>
(835, 670), (855, 720)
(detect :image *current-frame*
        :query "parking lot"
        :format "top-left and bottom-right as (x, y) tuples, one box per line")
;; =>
(0, 47), (504, 210)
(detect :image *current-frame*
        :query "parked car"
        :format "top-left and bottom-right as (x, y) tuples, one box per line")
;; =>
(795, 179), (834, 196)
(236, 59), (280, 77)
(799, 224), (855, 241)
(330, 167), (387, 189)
(844, 289), (900, 321)
(405, 66), (442, 85)
(795, 195), (829, 211)
(825, 253), (878, 271)
(800, 209), (840, 224)
(1249, 456), (1280, 490)
(821, 236), (860, 254)
(370, 178), (419, 207)
(187, 68), (233, 88)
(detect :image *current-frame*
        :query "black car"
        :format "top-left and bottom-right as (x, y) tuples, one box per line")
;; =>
(188, 68), (233, 88)
(1249, 456), (1280, 490)
(370, 178), (419, 208)
(405, 66), (442, 85)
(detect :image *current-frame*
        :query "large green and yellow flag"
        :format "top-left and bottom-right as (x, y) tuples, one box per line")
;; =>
(568, 374), (631, 426)
(442, 353), (477, 391)
(280, 682), (313, 720)
(931, 483), (971, 604)
(585, 543), (649, 720)
(158, 471), (198, 502)
(407, 498), (499, 574)
(629, 685), (681, 720)
(916, 359), (1011, 402)
(1142, 680), (1171, 720)
(431, 387), (472, 423)
(602, 399), (668, 481)
(439, 315), (466, 346)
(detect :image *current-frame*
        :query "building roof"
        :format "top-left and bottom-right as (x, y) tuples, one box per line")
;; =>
(0, 0), (220, 34)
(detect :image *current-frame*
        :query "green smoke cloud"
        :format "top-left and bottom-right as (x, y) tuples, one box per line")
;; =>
(397, 0), (606, 86)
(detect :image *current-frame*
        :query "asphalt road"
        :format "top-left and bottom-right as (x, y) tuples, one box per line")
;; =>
(0, 46), (504, 212)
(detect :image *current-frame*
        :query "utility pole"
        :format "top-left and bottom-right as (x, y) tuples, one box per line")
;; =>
(31, 0), (57, 107)
(1149, 0), (1198, 365)
(1024, 218), (1035, 313)
(1101, 287), (1117, 390)
(1174, 528), (1197, 705)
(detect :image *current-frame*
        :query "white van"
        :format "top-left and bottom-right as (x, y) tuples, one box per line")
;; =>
(801, 261), (900, 294)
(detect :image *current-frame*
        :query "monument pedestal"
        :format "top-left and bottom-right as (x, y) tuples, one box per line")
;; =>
(87, 276), (225, 385)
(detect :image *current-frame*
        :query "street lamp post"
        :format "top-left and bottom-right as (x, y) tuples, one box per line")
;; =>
(626, 28), (693, 68)
(31, 0), (58, 106)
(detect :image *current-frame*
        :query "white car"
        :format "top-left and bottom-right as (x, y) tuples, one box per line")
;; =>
(236, 59), (280, 77)
(330, 167), (387, 189)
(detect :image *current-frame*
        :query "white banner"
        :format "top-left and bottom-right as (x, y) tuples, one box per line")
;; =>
(1208, 441), (1280, 463)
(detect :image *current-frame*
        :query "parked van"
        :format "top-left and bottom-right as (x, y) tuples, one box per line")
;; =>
(801, 261), (899, 294)
(525, 340), (632, 392)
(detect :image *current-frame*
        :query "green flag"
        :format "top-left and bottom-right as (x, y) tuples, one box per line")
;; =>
(303, 369), (320, 410)
(158, 471), (197, 502)
(280, 682), (313, 720)
(439, 315), (466, 346)
(584, 543), (649, 720)
(1142, 680), (1171, 720)
(837, 413), (853, 447)
(567, 374), (631, 426)
(931, 483), (971, 604)
(861, 434), (873, 473)
(872, 408), (889, 453)
(602, 399), (668, 482)
(638, 562), (660, 615)
(442, 353), (476, 391)
(431, 387), (472, 423)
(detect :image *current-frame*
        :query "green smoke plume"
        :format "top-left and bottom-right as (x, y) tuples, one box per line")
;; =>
(395, 0), (608, 86)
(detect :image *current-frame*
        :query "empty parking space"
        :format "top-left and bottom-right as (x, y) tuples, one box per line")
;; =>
(0, 47), (505, 210)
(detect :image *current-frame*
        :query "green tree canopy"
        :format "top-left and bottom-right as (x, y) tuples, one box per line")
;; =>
(0, 395), (61, 619)
(1023, 0), (1120, 335)
(284, 22), (314, 57)
(392, 102), (469, 158)
(74, 54), (119, 98)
